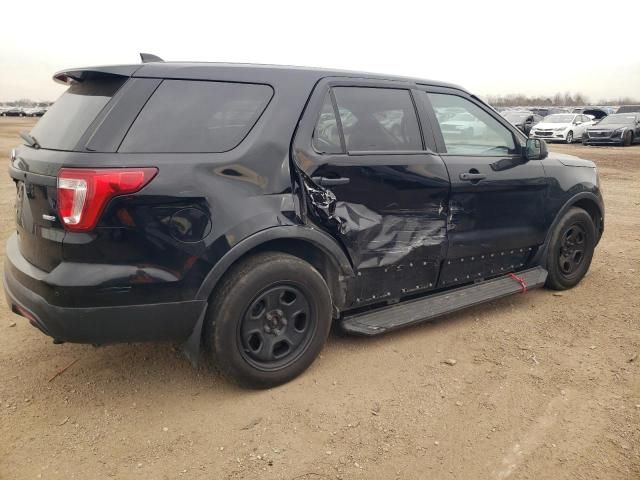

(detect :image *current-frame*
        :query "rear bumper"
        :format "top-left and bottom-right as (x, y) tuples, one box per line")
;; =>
(4, 235), (207, 344)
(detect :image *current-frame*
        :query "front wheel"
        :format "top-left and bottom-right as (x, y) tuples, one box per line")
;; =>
(565, 131), (573, 144)
(623, 131), (633, 146)
(205, 252), (332, 388)
(545, 207), (596, 290)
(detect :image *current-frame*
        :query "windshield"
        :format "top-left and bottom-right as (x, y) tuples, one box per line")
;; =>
(598, 114), (637, 125)
(543, 114), (574, 124)
(504, 113), (529, 122)
(30, 75), (126, 151)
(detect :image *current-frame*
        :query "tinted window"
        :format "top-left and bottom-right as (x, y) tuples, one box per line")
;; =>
(120, 80), (273, 153)
(312, 93), (343, 154)
(332, 87), (422, 152)
(427, 93), (516, 156)
(30, 75), (126, 151)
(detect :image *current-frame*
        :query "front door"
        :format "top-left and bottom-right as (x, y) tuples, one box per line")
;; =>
(419, 89), (549, 287)
(293, 80), (450, 307)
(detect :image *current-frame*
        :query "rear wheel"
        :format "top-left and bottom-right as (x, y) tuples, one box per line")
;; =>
(545, 207), (596, 290)
(205, 252), (332, 388)
(565, 131), (573, 144)
(623, 131), (633, 146)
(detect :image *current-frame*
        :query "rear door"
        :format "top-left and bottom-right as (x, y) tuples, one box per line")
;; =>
(293, 79), (450, 307)
(419, 88), (548, 287)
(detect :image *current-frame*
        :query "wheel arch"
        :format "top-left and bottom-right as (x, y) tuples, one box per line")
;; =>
(195, 226), (354, 311)
(532, 192), (604, 268)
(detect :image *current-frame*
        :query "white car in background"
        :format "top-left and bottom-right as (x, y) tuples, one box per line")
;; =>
(529, 113), (594, 143)
(439, 112), (488, 138)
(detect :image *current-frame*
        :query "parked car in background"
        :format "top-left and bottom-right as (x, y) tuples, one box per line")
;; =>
(582, 108), (609, 122)
(583, 113), (640, 146)
(530, 113), (594, 143)
(502, 111), (543, 135)
(530, 107), (569, 117)
(439, 111), (488, 138)
(616, 105), (640, 113)
(25, 107), (47, 117)
(1, 107), (26, 117)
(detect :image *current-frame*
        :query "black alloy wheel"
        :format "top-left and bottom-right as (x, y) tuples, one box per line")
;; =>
(558, 224), (586, 275)
(545, 207), (596, 290)
(205, 251), (332, 388)
(239, 284), (315, 370)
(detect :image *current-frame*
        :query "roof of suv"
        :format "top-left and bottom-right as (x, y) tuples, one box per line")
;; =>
(53, 61), (465, 92)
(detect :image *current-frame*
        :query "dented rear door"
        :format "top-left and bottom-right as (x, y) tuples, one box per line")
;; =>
(293, 79), (450, 308)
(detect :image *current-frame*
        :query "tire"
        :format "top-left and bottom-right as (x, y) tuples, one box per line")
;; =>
(565, 131), (573, 144)
(623, 131), (633, 147)
(545, 207), (596, 290)
(204, 251), (332, 388)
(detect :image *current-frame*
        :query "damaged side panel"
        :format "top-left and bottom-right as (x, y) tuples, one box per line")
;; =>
(299, 159), (450, 308)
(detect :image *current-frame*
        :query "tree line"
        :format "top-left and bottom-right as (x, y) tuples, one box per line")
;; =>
(485, 92), (639, 107)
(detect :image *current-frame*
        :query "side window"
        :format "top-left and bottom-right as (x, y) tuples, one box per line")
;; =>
(119, 80), (273, 153)
(312, 93), (343, 154)
(332, 87), (422, 152)
(427, 93), (517, 156)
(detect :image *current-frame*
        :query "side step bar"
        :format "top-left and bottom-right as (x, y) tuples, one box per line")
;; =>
(340, 267), (548, 336)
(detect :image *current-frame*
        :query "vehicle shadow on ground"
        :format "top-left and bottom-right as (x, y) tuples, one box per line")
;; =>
(19, 288), (544, 396)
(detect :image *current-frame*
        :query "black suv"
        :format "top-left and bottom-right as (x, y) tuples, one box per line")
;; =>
(4, 58), (604, 388)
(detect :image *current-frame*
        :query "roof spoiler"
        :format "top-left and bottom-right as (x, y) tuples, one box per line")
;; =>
(53, 65), (141, 85)
(140, 53), (164, 63)
(53, 54), (164, 85)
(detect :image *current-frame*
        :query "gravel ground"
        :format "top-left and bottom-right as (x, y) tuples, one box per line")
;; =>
(0, 117), (638, 480)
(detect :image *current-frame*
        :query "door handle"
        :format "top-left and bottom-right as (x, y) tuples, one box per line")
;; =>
(311, 176), (350, 186)
(459, 172), (487, 182)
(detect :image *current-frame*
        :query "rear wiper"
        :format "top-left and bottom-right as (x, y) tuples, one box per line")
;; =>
(19, 131), (40, 149)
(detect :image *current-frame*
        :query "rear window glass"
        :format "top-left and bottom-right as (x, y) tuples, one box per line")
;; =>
(30, 75), (125, 151)
(119, 80), (273, 153)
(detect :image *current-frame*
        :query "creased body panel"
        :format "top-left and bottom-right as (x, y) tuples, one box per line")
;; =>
(301, 156), (450, 307)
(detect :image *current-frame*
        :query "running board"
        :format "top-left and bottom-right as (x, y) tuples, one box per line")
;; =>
(340, 267), (548, 336)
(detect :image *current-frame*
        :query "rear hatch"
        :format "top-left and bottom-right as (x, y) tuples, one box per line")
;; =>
(10, 72), (129, 272)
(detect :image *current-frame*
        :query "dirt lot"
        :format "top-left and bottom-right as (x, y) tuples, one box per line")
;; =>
(0, 117), (638, 480)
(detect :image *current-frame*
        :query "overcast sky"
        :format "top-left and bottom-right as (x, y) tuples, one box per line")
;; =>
(1, 0), (638, 103)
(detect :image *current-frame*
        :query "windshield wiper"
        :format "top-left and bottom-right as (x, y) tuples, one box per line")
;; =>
(19, 131), (41, 149)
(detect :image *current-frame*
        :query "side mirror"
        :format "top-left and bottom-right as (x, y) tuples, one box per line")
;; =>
(525, 138), (548, 160)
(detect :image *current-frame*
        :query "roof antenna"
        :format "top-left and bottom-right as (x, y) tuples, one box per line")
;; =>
(140, 53), (164, 63)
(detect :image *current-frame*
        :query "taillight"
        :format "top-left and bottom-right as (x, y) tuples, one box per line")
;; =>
(57, 168), (157, 232)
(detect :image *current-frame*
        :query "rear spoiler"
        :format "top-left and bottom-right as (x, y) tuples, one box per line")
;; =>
(54, 53), (165, 85)
(53, 65), (141, 85)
